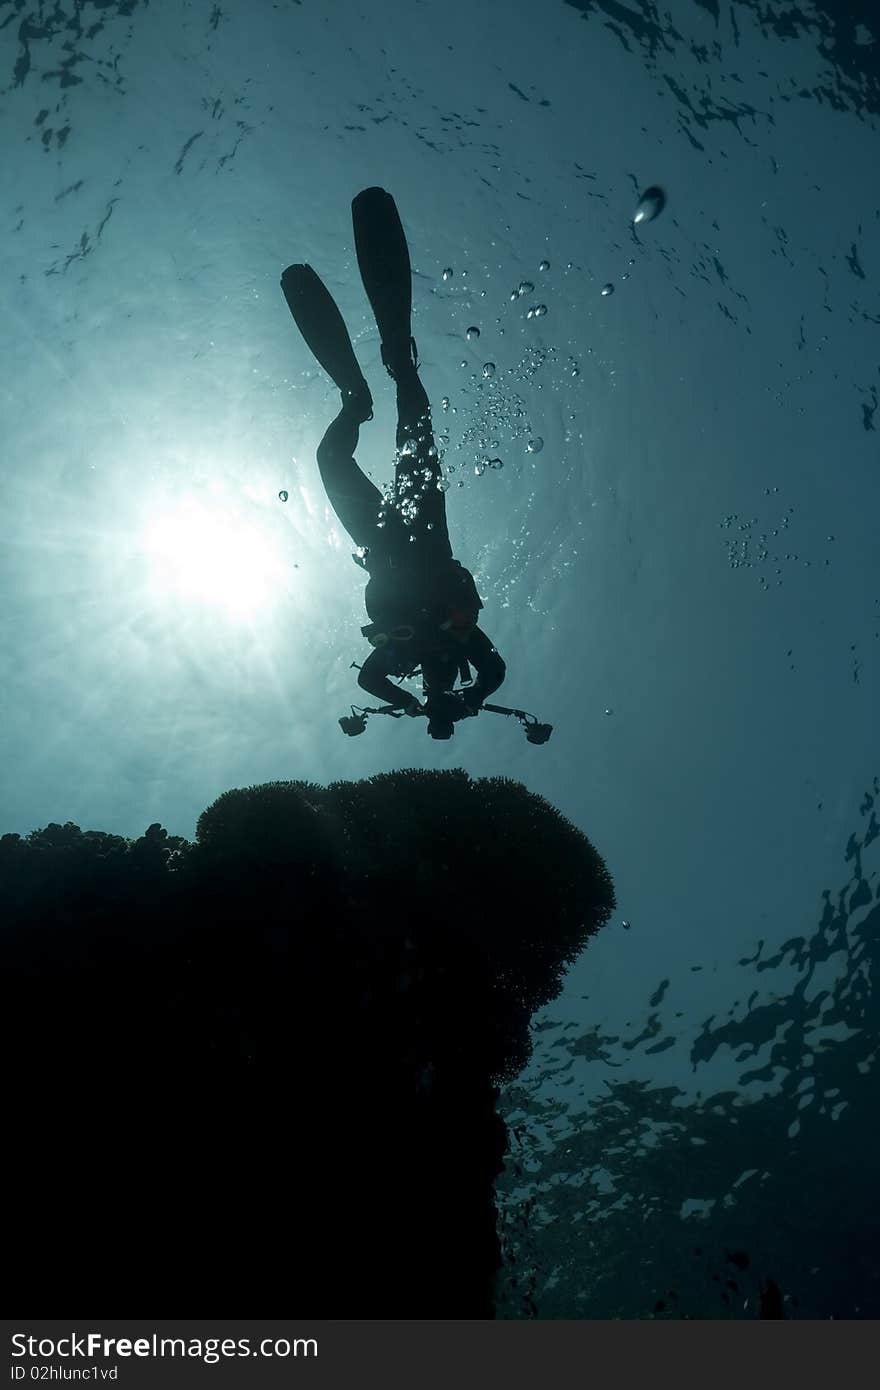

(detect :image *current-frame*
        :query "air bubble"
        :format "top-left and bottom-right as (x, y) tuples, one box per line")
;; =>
(441, 396), (450, 410)
(539, 259), (550, 271)
(527, 437), (544, 453)
(634, 185), (667, 225)
(466, 325), (480, 341)
(482, 362), (496, 378)
(601, 283), (614, 297)
(442, 267), (453, 280)
(518, 280), (534, 296)
(278, 490), (288, 503)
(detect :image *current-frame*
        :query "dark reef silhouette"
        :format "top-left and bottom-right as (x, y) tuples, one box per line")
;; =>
(4, 769), (614, 1316)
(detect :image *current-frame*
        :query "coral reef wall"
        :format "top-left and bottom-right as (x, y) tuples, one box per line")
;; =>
(4, 770), (613, 1315)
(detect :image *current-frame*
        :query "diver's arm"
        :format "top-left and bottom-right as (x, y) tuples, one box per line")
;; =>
(460, 627), (506, 708)
(357, 646), (419, 708)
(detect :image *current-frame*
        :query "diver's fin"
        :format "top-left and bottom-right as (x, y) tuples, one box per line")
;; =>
(351, 187), (418, 377)
(280, 264), (372, 410)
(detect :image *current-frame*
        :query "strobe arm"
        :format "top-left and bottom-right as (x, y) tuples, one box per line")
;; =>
(339, 699), (552, 743)
(481, 702), (553, 744)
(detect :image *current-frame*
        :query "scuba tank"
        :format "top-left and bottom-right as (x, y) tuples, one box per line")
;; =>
(359, 554), (483, 632)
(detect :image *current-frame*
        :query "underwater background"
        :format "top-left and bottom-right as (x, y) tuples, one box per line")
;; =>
(1, 0), (877, 1317)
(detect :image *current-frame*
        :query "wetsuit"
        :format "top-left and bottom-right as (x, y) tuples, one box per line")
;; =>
(315, 365), (506, 708)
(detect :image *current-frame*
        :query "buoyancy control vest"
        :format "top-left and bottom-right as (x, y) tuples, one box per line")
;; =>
(357, 556), (484, 686)
(360, 556), (483, 640)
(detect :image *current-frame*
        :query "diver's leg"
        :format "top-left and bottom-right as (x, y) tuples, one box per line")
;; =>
(316, 404), (385, 552)
(391, 366), (452, 558)
(351, 188), (450, 557)
(394, 366), (434, 454)
(283, 263), (382, 548)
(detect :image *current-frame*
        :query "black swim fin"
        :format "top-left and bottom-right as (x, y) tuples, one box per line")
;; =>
(351, 187), (418, 377)
(280, 263), (372, 415)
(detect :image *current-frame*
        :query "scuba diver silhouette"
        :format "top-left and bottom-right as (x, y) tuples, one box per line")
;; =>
(281, 187), (506, 741)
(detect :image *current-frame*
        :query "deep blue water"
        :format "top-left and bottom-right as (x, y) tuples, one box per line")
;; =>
(1, 0), (877, 1317)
